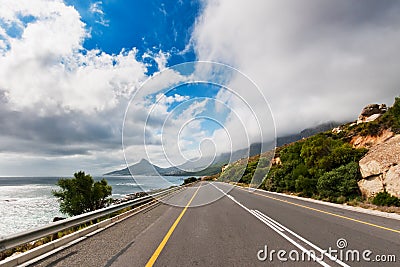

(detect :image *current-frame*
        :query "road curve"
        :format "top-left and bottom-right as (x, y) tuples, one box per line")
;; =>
(31, 182), (400, 267)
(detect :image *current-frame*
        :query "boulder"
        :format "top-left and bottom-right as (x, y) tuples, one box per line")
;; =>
(332, 127), (342, 134)
(271, 157), (282, 166)
(386, 165), (400, 197)
(358, 175), (384, 197)
(357, 103), (387, 124)
(358, 135), (400, 198)
(221, 164), (230, 172)
(52, 217), (65, 222)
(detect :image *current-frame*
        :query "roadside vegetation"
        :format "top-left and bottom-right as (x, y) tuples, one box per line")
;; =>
(52, 171), (113, 216)
(262, 135), (366, 203)
(219, 153), (273, 185)
(218, 97), (400, 208)
(183, 176), (201, 185)
(372, 191), (400, 207)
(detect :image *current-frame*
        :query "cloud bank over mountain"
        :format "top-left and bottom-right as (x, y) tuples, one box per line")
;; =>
(191, 0), (400, 136)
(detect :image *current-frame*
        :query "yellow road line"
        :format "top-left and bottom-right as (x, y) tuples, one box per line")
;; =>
(145, 184), (202, 267)
(237, 187), (400, 234)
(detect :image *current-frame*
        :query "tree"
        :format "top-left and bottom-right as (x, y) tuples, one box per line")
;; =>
(52, 171), (112, 216)
(382, 96), (400, 133)
(317, 162), (361, 201)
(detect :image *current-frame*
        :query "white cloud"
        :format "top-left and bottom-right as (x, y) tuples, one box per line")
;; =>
(89, 1), (109, 27)
(0, 0), (147, 114)
(0, 0), (157, 175)
(192, 0), (400, 137)
(156, 93), (190, 105)
(153, 50), (170, 71)
(142, 50), (170, 71)
(123, 89), (212, 167)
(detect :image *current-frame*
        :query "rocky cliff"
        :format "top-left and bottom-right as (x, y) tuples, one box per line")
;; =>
(358, 134), (400, 198)
(350, 129), (394, 149)
(357, 103), (387, 124)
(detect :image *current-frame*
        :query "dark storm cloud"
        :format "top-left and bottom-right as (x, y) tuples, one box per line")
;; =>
(192, 0), (400, 136)
(0, 100), (125, 156)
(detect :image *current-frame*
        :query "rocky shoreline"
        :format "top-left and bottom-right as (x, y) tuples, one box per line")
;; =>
(112, 191), (149, 205)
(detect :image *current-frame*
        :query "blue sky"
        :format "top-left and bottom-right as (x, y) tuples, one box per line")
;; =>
(65, 0), (200, 72)
(164, 83), (229, 134)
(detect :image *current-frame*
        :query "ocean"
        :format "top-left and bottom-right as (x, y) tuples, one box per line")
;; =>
(0, 175), (186, 238)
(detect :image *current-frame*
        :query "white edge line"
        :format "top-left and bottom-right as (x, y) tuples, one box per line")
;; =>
(209, 182), (332, 267)
(252, 210), (285, 232)
(253, 210), (350, 267)
(226, 183), (351, 267)
(250, 210), (284, 232)
(240, 185), (400, 221)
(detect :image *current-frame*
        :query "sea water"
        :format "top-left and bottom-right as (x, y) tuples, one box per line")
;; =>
(0, 175), (185, 237)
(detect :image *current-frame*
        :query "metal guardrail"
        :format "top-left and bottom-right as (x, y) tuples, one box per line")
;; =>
(0, 184), (186, 252)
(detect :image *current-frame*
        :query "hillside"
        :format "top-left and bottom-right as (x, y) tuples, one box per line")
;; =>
(105, 122), (341, 177)
(276, 121), (343, 147)
(104, 158), (224, 176)
(217, 97), (400, 207)
(104, 159), (179, 176)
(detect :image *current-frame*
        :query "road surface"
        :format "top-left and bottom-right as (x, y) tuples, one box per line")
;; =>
(31, 182), (400, 266)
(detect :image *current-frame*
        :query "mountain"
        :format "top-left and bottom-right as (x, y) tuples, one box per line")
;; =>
(104, 158), (221, 176)
(105, 122), (342, 176)
(104, 159), (178, 176)
(276, 121), (344, 147)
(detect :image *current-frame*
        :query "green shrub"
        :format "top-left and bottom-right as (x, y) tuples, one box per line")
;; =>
(183, 176), (198, 184)
(263, 131), (367, 199)
(295, 176), (316, 197)
(384, 97), (400, 133)
(336, 196), (347, 204)
(317, 162), (361, 199)
(372, 191), (400, 207)
(359, 121), (381, 136)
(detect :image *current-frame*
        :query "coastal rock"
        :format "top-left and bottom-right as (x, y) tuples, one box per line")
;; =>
(358, 135), (400, 198)
(356, 104), (387, 124)
(112, 191), (148, 204)
(52, 217), (65, 222)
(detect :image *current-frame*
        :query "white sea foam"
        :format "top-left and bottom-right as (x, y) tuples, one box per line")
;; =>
(0, 176), (184, 237)
(0, 184), (63, 237)
(115, 182), (143, 186)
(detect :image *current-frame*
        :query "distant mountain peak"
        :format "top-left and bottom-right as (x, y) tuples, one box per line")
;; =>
(105, 121), (342, 176)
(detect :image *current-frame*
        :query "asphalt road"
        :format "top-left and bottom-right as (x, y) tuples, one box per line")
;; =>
(31, 182), (400, 267)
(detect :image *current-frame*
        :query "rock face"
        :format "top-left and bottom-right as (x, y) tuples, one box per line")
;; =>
(357, 104), (387, 124)
(350, 129), (394, 149)
(358, 135), (400, 198)
(272, 157), (282, 166)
